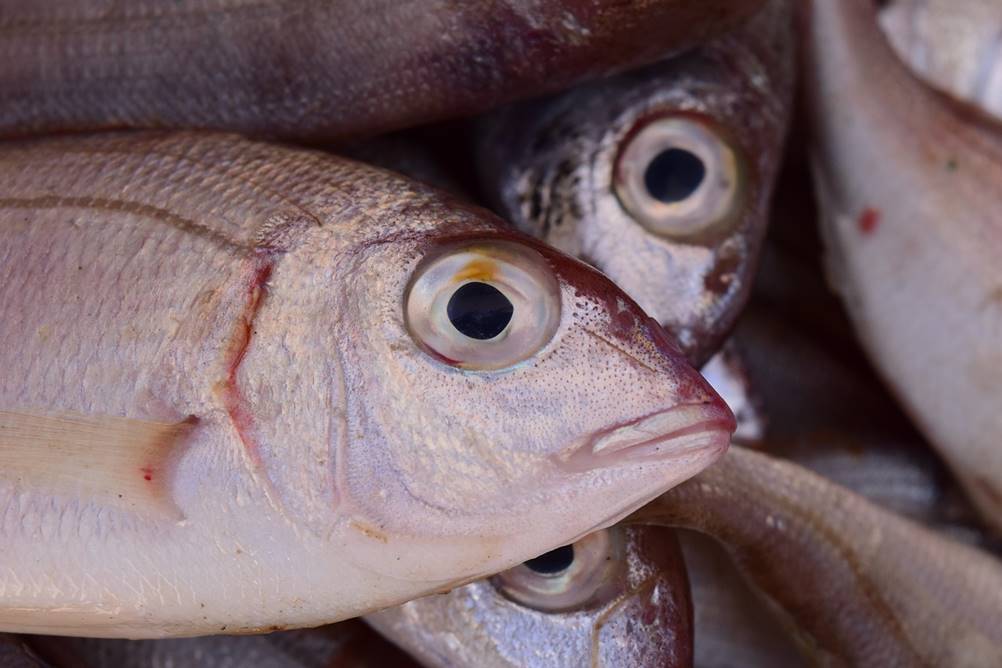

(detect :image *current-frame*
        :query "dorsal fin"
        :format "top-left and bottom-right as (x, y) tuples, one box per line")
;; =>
(0, 410), (196, 519)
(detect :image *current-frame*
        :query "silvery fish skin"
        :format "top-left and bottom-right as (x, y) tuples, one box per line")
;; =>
(805, 0), (1002, 530)
(0, 0), (767, 140)
(366, 525), (692, 668)
(476, 0), (794, 365)
(0, 131), (734, 637)
(21, 622), (415, 668)
(632, 446), (1002, 667)
(881, 0), (1002, 121)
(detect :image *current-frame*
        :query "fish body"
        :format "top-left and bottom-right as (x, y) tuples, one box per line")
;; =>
(633, 446), (1002, 667)
(0, 0), (766, 140)
(805, 0), (1002, 529)
(476, 0), (794, 364)
(366, 525), (692, 668)
(0, 131), (733, 637)
(881, 0), (1002, 120)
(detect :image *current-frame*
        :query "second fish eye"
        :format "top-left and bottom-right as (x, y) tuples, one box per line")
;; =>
(491, 529), (621, 612)
(614, 115), (745, 240)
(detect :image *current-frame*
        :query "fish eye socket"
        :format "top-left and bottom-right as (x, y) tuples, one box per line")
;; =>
(405, 240), (561, 371)
(491, 529), (622, 612)
(614, 115), (745, 240)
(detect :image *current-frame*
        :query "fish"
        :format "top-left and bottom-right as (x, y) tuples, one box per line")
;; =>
(0, 0), (767, 141)
(21, 622), (416, 667)
(631, 445), (1002, 667)
(475, 0), (795, 365)
(805, 0), (1002, 531)
(880, 0), (1002, 121)
(0, 131), (734, 637)
(365, 524), (692, 668)
(679, 532), (806, 668)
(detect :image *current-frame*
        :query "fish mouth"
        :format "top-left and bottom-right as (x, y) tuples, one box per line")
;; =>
(560, 402), (734, 471)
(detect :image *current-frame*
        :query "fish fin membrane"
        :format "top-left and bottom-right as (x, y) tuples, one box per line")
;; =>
(0, 410), (196, 519)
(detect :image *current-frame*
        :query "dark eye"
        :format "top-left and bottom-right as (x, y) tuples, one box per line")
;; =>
(615, 116), (745, 239)
(491, 529), (620, 612)
(446, 282), (514, 340)
(644, 147), (706, 203)
(524, 544), (575, 575)
(405, 241), (561, 371)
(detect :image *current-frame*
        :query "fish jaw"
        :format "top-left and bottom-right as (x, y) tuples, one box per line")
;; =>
(805, 0), (1002, 526)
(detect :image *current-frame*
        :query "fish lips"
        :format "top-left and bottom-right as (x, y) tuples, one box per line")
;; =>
(558, 401), (735, 473)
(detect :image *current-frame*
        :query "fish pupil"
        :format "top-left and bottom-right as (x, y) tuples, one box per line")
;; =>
(446, 281), (514, 340)
(644, 147), (705, 203)
(524, 545), (575, 575)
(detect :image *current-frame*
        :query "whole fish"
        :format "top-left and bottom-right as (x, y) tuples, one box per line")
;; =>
(0, 0), (766, 141)
(880, 0), (1002, 120)
(631, 446), (1002, 667)
(805, 0), (1002, 530)
(22, 622), (415, 668)
(476, 0), (794, 365)
(366, 525), (693, 668)
(0, 131), (734, 637)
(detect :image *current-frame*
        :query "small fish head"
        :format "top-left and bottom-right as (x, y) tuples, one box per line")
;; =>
(478, 1), (793, 365)
(366, 524), (693, 668)
(333, 208), (733, 584)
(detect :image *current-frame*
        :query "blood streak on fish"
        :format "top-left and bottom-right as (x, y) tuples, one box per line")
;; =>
(222, 257), (274, 469)
(858, 207), (881, 234)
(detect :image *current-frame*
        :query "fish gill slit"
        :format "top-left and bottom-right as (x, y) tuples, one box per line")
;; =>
(221, 254), (275, 476)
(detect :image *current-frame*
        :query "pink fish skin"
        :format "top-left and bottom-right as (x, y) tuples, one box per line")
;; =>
(0, 131), (732, 637)
(805, 0), (1002, 531)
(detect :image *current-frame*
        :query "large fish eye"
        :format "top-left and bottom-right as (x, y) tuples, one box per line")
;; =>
(614, 115), (745, 240)
(491, 529), (621, 612)
(405, 241), (561, 371)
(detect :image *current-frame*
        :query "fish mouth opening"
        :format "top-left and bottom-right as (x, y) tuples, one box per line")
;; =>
(558, 402), (734, 472)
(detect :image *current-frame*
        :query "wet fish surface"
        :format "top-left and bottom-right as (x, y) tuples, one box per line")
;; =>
(0, 0), (766, 141)
(805, 0), (1002, 530)
(476, 0), (794, 365)
(881, 0), (1002, 120)
(632, 445), (1002, 667)
(0, 131), (734, 637)
(366, 525), (692, 668)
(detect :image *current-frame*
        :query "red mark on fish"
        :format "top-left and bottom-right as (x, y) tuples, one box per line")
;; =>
(140, 467), (154, 482)
(857, 207), (880, 235)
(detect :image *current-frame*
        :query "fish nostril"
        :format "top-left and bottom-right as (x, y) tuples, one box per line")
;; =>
(524, 544), (575, 574)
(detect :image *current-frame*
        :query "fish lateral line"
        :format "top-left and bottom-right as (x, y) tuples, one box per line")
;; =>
(0, 409), (198, 519)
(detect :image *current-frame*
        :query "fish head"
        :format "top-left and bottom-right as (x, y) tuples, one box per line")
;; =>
(326, 196), (733, 584)
(477, 0), (794, 365)
(366, 524), (693, 668)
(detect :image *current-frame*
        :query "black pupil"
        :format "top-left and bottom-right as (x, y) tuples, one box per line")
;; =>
(446, 281), (514, 340)
(524, 545), (575, 575)
(643, 147), (706, 203)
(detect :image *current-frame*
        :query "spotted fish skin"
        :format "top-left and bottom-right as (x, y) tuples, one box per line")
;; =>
(0, 131), (732, 637)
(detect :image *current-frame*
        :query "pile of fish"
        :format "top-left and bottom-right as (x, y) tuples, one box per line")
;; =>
(0, 0), (1000, 665)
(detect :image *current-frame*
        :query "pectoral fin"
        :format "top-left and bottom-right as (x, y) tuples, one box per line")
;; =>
(0, 410), (196, 519)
